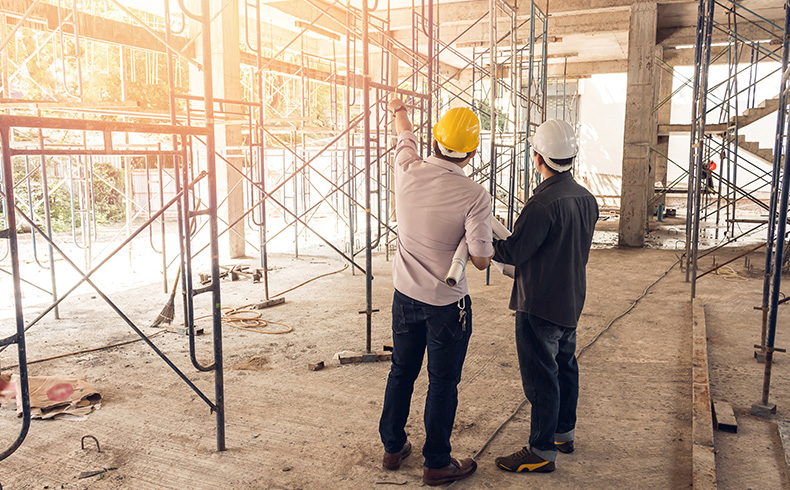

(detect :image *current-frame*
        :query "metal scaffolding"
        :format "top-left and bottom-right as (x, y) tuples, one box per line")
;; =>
(0, 0), (549, 459)
(674, 0), (786, 294)
(683, 0), (789, 411)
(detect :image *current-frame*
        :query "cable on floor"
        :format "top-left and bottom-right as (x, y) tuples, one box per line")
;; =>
(270, 263), (349, 298)
(2, 330), (167, 371)
(447, 258), (681, 487)
(713, 265), (748, 282)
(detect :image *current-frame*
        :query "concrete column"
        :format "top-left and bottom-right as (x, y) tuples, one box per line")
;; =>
(191, 0), (245, 259)
(646, 44), (663, 218)
(654, 55), (674, 213)
(213, 0), (245, 259)
(618, 1), (657, 247)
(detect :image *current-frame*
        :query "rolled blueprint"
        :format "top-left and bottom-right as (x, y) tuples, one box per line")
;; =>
(490, 218), (515, 279)
(445, 240), (468, 287)
(444, 216), (515, 287)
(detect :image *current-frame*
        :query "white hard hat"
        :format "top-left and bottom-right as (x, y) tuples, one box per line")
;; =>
(529, 119), (579, 172)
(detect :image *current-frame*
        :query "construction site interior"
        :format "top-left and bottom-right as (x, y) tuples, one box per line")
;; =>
(0, 0), (789, 488)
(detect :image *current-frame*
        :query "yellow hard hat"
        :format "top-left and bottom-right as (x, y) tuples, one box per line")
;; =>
(432, 107), (480, 154)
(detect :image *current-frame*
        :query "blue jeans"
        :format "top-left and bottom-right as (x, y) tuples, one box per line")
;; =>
(379, 290), (472, 469)
(515, 312), (578, 462)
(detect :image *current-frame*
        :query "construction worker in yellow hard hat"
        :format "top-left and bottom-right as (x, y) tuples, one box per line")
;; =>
(432, 107), (480, 158)
(378, 98), (493, 487)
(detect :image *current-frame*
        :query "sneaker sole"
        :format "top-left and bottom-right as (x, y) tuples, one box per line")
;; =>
(555, 442), (574, 454)
(495, 461), (555, 473)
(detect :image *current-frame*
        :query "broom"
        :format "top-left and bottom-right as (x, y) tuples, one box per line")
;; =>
(151, 266), (181, 327)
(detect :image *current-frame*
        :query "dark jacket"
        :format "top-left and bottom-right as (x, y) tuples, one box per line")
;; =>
(493, 171), (598, 327)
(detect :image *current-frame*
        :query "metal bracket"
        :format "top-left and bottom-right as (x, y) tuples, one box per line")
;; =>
(754, 344), (786, 354)
(0, 334), (17, 348)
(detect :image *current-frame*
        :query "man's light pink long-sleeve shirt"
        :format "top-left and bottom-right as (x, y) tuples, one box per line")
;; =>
(392, 131), (493, 306)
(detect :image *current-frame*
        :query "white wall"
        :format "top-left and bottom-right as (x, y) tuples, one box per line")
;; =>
(576, 73), (628, 177)
(667, 63), (782, 192)
(573, 61), (781, 194)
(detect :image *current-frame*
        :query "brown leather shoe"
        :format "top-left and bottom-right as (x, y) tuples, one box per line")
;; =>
(423, 458), (477, 486)
(382, 441), (412, 470)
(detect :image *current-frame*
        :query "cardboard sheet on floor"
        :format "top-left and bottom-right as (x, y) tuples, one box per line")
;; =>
(0, 374), (101, 420)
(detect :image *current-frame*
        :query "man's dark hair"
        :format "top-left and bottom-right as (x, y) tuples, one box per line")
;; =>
(433, 141), (472, 164)
(548, 156), (575, 170)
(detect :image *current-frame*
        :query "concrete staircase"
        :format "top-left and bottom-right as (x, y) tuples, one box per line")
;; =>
(729, 96), (780, 128)
(728, 133), (775, 164)
(658, 96), (780, 136)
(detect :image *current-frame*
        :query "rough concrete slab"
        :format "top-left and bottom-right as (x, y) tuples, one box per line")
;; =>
(0, 248), (695, 488)
(697, 246), (790, 489)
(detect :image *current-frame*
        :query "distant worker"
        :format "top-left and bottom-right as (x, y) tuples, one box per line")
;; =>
(379, 98), (493, 486)
(491, 119), (598, 475)
(701, 160), (715, 194)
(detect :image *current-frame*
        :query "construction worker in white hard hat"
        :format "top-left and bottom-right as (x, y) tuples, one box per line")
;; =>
(378, 98), (494, 486)
(491, 118), (599, 474)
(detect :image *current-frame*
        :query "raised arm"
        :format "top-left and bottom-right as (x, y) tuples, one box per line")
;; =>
(389, 98), (412, 134)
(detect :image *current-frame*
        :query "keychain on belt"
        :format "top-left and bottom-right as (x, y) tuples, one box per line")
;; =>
(457, 296), (467, 331)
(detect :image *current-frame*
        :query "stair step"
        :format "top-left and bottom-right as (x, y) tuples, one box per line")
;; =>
(726, 134), (774, 163)
(729, 97), (780, 126)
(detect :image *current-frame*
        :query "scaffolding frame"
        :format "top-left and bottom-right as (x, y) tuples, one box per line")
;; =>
(684, 0), (790, 411)
(0, 0), (550, 459)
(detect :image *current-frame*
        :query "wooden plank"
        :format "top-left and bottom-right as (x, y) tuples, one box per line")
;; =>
(693, 444), (717, 490)
(693, 383), (715, 447)
(691, 300), (717, 489)
(777, 421), (790, 483)
(712, 400), (738, 433)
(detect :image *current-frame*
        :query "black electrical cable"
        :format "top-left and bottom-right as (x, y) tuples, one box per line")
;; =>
(447, 257), (682, 487)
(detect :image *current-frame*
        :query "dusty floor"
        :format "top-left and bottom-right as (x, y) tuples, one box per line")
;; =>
(695, 249), (790, 490)
(0, 230), (788, 489)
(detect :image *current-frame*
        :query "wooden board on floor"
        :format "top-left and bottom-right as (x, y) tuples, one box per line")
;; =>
(713, 400), (738, 433)
(777, 421), (790, 483)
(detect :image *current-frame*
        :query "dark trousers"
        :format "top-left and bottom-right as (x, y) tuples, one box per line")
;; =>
(379, 290), (472, 469)
(515, 311), (578, 461)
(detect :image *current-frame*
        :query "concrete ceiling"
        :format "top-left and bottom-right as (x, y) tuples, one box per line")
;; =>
(262, 0), (786, 77)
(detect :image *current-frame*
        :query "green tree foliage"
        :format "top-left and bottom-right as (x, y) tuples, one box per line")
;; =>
(9, 158), (126, 233)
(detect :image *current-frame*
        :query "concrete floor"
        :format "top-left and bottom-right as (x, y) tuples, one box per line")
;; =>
(0, 240), (788, 488)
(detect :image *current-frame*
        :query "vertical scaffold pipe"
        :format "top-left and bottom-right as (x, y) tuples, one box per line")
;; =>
(38, 124), (59, 319)
(487, 0), (496, 286)
(759, 6), (790, 358)
(690, 0), (716, 299)
(363, 0), (374, 353)
(346, 8), (355, 275)
(685, 0), (706, 282)
(758, 0), (790, 408)
(200, 0), (225, 452)
(0, 125), (31, 462)
(525, 0), (535, 199)
(256, 0), (270, 300)
(427, 0), (433, 156)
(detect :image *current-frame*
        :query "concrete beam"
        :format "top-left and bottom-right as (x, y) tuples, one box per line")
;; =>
(383, 0), (634, 28)
(0, 0), (195, 56)
(391, 9), (631, 47)
(547, 59), (627, 76)
(659, 21), (786, 48)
